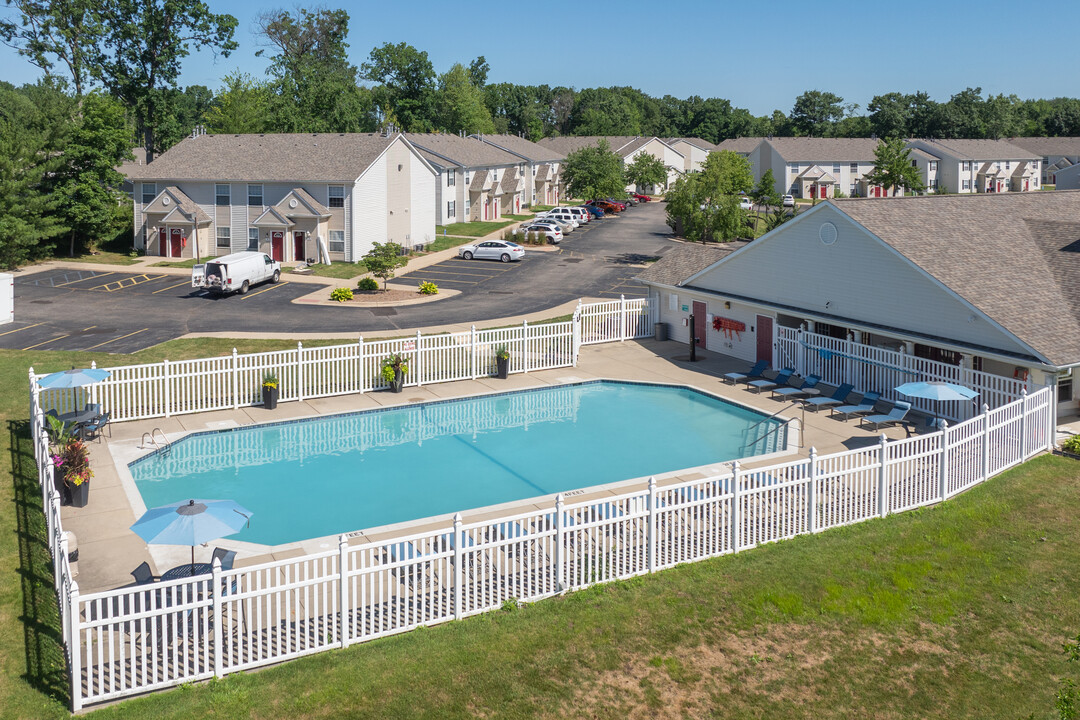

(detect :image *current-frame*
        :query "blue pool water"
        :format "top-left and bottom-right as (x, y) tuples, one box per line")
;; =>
(130, 381), (783, 545)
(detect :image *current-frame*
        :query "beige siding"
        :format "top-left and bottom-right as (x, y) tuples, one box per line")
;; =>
(410, 149), (436, 248)
(385, 140), (412, 246)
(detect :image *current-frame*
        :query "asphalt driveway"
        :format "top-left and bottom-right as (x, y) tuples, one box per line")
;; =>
(3, 202), (675, 352)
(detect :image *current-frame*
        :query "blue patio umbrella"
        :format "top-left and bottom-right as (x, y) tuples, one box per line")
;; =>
(38, 367), (111, 389)
(130, 499), (252, 573)
(895, 381), (979, 426)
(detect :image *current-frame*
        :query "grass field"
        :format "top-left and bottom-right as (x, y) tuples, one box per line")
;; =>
(51, 251), (141, 266)
(426, 235), (476, 253)
(290, 262), (367, 279)
(433, 220), (516, 238)
(149, 258), (198, 268)
(2, 342), (1079, 718)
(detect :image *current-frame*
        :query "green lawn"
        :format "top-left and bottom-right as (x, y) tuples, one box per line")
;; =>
(149, 258), (198, 268)
(505, 214), (533, 221)
(529, 204), (555, 213)
(1, 330), (1078, 718)
(290, 262), (366, 279)
(51, 251), (141, 266)
(426, 235), (477, 253)
(433, 220), (515, 238)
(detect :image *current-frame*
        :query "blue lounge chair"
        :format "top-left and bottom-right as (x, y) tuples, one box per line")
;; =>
(860, 401), (912, 431)
(748, 368), (793, 394)
(723, 360), (768, 385)
(772, 374), (821, 399)
(803, 383), (854, 412)
(830, 391), (881, 420)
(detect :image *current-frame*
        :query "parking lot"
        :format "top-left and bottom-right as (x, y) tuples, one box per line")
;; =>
(398, 256), (523, 292)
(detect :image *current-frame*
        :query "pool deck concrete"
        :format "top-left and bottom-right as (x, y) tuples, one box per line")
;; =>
(67, 339), (920, 594)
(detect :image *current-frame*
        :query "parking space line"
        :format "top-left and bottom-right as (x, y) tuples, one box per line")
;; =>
(22, 334), (71, 351)
(240, 281), (290, 300)
(404, 274), (481, 284)
(405, 269), (501, 279)
(152, 279), (195, 294)
(83, 328), (148, 350)
(53, 271), (115, 287)
(0, 322), (44, 337)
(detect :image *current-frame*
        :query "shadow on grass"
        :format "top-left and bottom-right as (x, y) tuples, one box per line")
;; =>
(8, 419), (69, 708)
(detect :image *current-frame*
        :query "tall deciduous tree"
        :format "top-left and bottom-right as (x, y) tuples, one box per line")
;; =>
(93, 0), (237, 160)
(751, 169), (781, 211)
(204, 71), (270, 134)
(0, 0), (101, 95)
(864, 138), (925, 196)
(562, 140), (625, 201)
(698, 150), (754, 199)
(361, 42), (436, 131)
(791, 90), (844, 136)
(624, 152), (667, 193)
(436, 63), (495, 134)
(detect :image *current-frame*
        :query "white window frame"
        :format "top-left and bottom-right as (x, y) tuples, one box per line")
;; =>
(929, 161), (938, 172)
(789, 163), (799, 175)
(328, 230), (345, 253)
(141, 183), (157, 204)
(464, 199), (471, 217)
(216, 226), (231, 248)
(328, 185), (345, 208)
(247, 184), (263, 207)
(247, 228), (259, 250)
(962, 179), (971, 190)
(447, 200), (456, 218)
(215, 184), (230, 206)
(447, 169), (456, 187)
(833, 163), (841, 175)
(962, 161), (971, 172)
(849, 162), (858, 174)
(491, 169), (499, 182)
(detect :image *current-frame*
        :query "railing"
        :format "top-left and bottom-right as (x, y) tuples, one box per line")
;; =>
(776, 327), (1033, 421)
(33, 380), (1054, 710)
(33, 297), (654, 422)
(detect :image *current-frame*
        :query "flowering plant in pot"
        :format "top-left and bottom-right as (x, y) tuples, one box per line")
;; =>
(380, 354), (409, 393)
(262, 372), (279, 409)
(494, 345), (510, 379)
(54, 438), (92, 507)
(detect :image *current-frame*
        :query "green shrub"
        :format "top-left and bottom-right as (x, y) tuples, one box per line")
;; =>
(418, 281), (438, 295)
(1063, 434), (1080, 455)
(357, 277), (379, 291)
(329, 287), (353, 302)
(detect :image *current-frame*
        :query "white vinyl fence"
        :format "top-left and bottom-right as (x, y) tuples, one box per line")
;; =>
(776, 326), (1032, 422)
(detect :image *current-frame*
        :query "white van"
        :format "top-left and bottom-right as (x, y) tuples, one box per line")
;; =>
(538, 209), (580, 228)
(192, 252), (281, 295)
(563, 207), (591, 224)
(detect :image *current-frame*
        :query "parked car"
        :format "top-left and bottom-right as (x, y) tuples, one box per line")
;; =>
(739, 197), (753, 210)
(192, 251), (281, 295)
(556, 207), (590, 224)
(632, 193), (651, 202)
(604, 198), (628, 210)
(621, 195), (639, 206)
(588, 200), (621, 213)
(782, 195), (795, 207)
(532, 217), (573, 234)
(537, 210), (580, 228)
(459, 240), (526, 262)
(515, 224), (561, 244)
(583, 205), (605, 218)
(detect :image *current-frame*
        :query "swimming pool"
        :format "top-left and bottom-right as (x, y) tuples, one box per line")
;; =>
(130, 381), (786, 546)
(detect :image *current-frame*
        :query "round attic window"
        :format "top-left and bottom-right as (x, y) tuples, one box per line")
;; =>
(289, 199), (297, 209)
(819, 222), (837, 246)
(161, 197), (171, 206)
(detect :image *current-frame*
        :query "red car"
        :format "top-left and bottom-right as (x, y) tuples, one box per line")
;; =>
(588, 200), (621, 213)
(632, 193), (651, 202)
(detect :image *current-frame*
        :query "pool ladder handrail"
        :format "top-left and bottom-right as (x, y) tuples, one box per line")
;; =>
(741, 401), (803, 453)
(140, 428), (171, 457)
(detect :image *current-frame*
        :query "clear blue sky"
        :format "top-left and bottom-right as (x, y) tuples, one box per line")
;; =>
(2, 0), (1078, 115)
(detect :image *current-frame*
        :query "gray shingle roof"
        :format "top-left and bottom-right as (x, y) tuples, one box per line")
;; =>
(635, 242), (748, 287)
(469, 169), (488, 192)
(764, 137), (883, 162)
(535, 136), (642, 156)
(472, 134), (566, 162)
(1006, 137), (1080, 157)
(500, 166), (520, 193)
(404, 133), (521, 168)
(715, 137), (765, 154)
(127, 133), (402, 183)
(666, 138), (719, 152)
(906, 146), (940, 161)
(913, 138), (1040, 161)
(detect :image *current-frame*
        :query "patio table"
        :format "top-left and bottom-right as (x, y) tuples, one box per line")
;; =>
(161, 562), (213, 581)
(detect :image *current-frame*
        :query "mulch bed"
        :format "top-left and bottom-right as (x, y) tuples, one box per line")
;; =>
(348, 289), (429, 303)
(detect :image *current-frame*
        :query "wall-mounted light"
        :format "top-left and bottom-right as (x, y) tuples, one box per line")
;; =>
(724, 301), (731, 309)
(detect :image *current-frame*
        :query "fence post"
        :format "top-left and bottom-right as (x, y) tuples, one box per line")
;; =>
(554, 493), (565, 592)
(730, 461), (741, 553)
(453, 513), (463, 619)
(338, 534), (349, 648)
(807, 447), (818, 533)
(981, 403), (991, 481)
(620, 294), (627, 341)
(939, 420), (950, 501)
(1019, 388), (1028, 460)
(415, 331), (423, 387)
(212, 557), (223, 677)
(232, 348), (240, 409)
(1047, 386), (1056, 453)
(878, 434), (888, 518)
(358, 336), (365, 393)
(470, 325), (478, 380)
(162, 359), (171, 418)
(68, 580), (82, 712)
(647, 477), (657, 574)
(572, 310), (581, 367)
(296, 342), (305, 402)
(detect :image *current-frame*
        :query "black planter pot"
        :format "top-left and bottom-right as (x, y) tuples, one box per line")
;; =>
(69, 480), (89, 508)
(263, 386), (279, 409)
(496, 357), (509, 379)
(55, 470), (71, 505)
(389, 368), (404, 393)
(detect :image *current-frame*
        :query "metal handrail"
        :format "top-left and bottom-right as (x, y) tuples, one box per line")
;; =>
(742, 416), (796, 455)
(745, 401), (801, 436)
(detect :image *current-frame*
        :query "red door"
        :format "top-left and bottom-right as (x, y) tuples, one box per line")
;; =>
(692, 301), (707, 349)
(169, 228), (183, 257)
(294, 232), (305, 262)
(1024, 179), (1029, 191)
(271, 231), (284, 261)
(756, 315), (773, 366)
(158, 227), (167, 256)
(820, 185), (828, 199)
(873, 186), (882, 198)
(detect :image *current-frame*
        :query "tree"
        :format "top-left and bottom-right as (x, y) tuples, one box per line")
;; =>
(790, 90), (844, 136)
(561, 139), (625, 201)
(623, 152), (667, 193)
(92, 0), (237, 160)
(204, 71), (271, 134)
(467, 56), (489, 88)
(863, 138), (925, 196)
(751, 169), (781, 211)
(435, 63), (495, 134)
(664, 175), (745, 243)
(362, 241), (408, 289)
(361, 42), (436, 131)
(698, 150), (754, 199)
(0, 0), (101, 95)
(568, 87), (642, 136)
(255, 7), (350, 74)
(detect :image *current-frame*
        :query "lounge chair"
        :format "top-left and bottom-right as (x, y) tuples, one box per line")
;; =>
(81, 412), (110, 441)
(804, 383), (854, 412)
(772, 374), (821, 399)
(860, 400), (912, 431)
(723, 360), (768, 385)
(212, 547), (237, 571)
(748, 368), (794, 394)
(830, 391), (882, 420)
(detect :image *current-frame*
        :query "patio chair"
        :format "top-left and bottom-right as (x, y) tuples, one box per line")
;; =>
(723, 360), (768, 385)
(803, 383), (855, 412)
(81, 412), (111, 442)
(830, 391), (882, 420)
(860, 400), (912, 431)
(212, 547), (237, 571)
(131, 561), (155, 585)
(747, 368), (794, 394)
(772, 374), (821, 399)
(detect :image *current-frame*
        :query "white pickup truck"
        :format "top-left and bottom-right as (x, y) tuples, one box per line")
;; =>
(191, 251), (281, 295)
